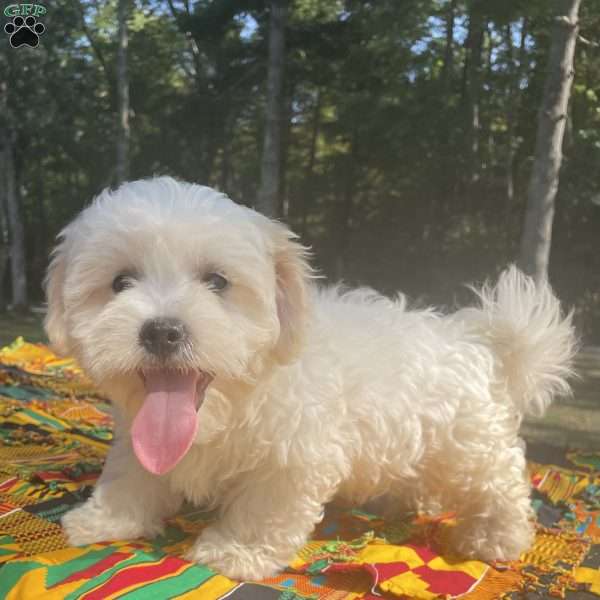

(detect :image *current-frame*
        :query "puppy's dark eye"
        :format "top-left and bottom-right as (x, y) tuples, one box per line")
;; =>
(112, 273), (135, 293)
(203, 272), (228, 292)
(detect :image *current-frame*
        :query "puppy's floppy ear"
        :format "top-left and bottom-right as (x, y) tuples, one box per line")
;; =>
(268, 222), (312, 365)
(44, 237), (71, 356)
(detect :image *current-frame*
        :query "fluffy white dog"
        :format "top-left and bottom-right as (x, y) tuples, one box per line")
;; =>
(45, 177), (576, 580)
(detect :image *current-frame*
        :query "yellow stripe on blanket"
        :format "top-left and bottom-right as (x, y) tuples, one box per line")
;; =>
(575, 566), (600, 594)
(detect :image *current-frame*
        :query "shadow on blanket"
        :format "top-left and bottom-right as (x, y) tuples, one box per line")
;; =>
(0, 338), (598, 599)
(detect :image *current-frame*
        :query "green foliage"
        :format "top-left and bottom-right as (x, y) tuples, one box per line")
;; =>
(2, 0), (600, 338)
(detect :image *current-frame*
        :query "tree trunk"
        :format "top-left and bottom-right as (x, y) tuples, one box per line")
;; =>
(301, 88), (322, 240)
(0, 72), (11, 310)
(278, 82), (295, 221)
(115, 0), (130, 185)
(3, 141), (27, 311)
(503, 18), (528, 204)
(465, 2), (485, 185)
(0, 152), (8, 312)
(334, 132), (358, 281)
(220, 119), (232, 193)
(518, 0), (582, 283)
(256, 0), (288, 218)
(0, 249), (7, 313)
(0, 64), (27, 311)
(33, 169), (47, 289)
(442, 0), (456, 92)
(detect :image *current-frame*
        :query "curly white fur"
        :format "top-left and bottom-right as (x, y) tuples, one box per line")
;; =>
(46, 177), (577, 580)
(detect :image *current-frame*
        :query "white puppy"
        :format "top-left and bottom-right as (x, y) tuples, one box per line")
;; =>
(45, 177), (576, 580)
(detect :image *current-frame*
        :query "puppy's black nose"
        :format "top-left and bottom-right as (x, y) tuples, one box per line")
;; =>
(139, 317), (188, 358)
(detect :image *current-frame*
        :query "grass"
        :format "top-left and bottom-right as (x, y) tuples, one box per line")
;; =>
(0, 311), (46, 348)
(0, 311), (597, 451)
(522, 347), (600, 451)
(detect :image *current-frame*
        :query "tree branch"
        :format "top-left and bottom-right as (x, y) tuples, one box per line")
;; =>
(72, 0), (112, 88)
(578, 34), (599, 47)
(166, 0), (180, 20)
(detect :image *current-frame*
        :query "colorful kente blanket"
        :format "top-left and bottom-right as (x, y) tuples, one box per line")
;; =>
(0, 338), (599, 599)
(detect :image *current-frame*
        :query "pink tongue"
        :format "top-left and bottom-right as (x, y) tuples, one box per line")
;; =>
(132, 370), (200, 475)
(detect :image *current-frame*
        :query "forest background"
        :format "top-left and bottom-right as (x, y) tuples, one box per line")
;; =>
(1, 0), (599, 341)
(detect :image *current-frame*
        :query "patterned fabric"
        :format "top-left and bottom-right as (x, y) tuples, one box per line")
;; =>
(0, 339), (599, 598)
(529, 463), (590, 505)
(290, 533), (489, 600)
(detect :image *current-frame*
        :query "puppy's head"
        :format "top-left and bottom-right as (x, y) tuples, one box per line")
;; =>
(45, 177), (311, 474)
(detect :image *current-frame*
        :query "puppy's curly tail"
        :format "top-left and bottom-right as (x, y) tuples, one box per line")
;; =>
(464, 266), (577, 417)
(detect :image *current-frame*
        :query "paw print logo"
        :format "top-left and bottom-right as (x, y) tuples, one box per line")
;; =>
(4, 16), (45, 48)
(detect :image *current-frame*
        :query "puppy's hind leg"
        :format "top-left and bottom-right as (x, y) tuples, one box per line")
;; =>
(62, 435), (183, 546)
(448, 444), (534, 562)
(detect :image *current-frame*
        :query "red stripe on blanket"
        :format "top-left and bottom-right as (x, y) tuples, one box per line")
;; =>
(413, 564), (478, 594)
(80, 555), (189, 599)
(405, 544), (438, 563)
(50, 552), (131, 587)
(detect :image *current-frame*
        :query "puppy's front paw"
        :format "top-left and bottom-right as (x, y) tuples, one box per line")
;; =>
(185, 526), (286, 581)
(62, 501), (164, 546)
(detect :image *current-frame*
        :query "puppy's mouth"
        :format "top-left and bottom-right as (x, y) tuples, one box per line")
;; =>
(131, 369), (213, 476)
